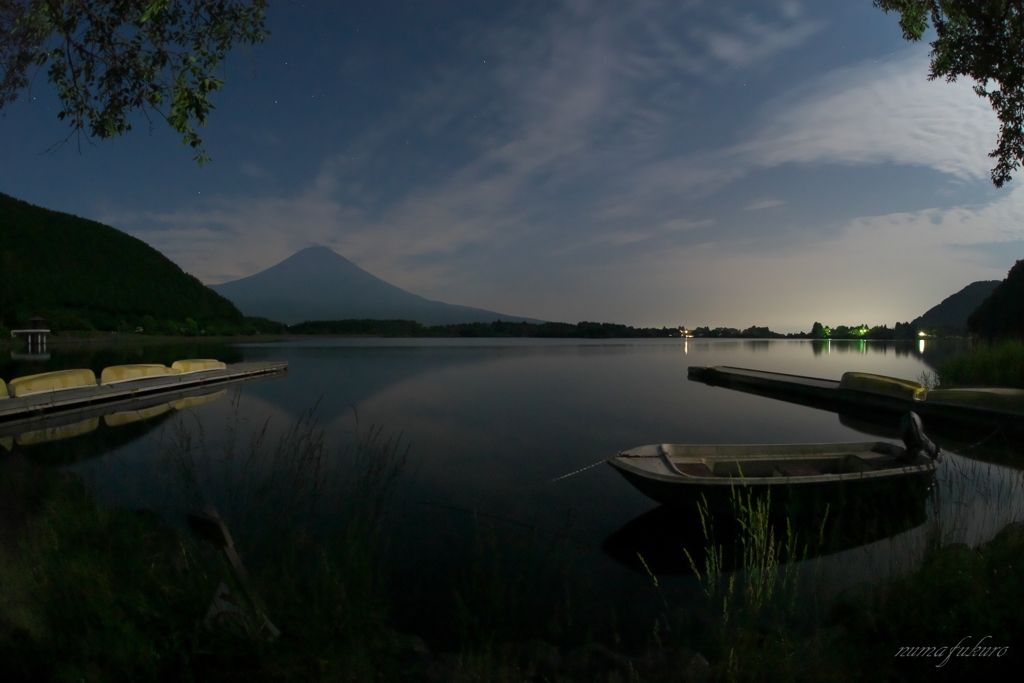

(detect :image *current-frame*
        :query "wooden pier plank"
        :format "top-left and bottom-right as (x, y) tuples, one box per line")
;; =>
(0, 361), (287, 423)
(687, 365), (1024, 433)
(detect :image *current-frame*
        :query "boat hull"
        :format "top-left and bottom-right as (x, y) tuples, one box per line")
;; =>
(612, 464), (936, 517)
(608, 441), (938, 517)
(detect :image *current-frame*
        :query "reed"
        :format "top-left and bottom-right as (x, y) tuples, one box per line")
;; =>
(939, 339), (1024, 388)
(160, 397), (411, 679)
(0, 398), (410, 682)
(684, 487), (825, 628)
(449, 508), (582, 651)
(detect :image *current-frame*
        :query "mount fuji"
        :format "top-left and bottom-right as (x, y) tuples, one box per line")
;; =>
(209, 246), (542, 326)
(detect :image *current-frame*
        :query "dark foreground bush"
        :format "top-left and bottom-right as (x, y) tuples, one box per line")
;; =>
(939, 340), (1024, 388)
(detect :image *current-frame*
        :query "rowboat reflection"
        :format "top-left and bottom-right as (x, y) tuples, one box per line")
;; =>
(602, 480), (930, 576)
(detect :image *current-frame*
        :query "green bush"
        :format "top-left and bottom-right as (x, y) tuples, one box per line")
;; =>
(939, 340), (1024, 388)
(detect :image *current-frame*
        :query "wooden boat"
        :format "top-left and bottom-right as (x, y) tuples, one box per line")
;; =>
(607, 439), (938, 515)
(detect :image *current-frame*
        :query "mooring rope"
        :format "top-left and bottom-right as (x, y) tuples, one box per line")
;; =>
(414, 456), (610, 541)
(957, 424), (1004, 453)
(543, 457), (609, 485)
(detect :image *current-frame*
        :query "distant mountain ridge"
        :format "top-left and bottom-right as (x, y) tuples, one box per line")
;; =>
(210, 246), (543, 326)
(912, 280), (1001, 332)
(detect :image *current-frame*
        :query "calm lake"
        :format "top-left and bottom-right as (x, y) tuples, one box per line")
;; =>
(6, 337), (1023, 648)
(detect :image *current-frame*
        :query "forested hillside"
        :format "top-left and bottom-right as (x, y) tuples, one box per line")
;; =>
(0, 192), (245, 333)
(969, 260), (1024, 340)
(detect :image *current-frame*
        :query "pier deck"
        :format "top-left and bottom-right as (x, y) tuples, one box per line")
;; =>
(1, 361), (287, 428)
(687, 365), (1024, 434)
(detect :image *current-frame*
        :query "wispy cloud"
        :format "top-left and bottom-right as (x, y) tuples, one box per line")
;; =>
(110, 0), (822, 291)
(102, 2), (1012, 327)
(563, 184), (1024, 330)
(744, 199), (785, 211)
(705, 12), (823, 68)
(736, 49), (999, 180)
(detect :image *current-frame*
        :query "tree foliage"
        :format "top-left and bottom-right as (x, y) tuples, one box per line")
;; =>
(0, 0), (268, 165)
(875, 1), (1024, 187)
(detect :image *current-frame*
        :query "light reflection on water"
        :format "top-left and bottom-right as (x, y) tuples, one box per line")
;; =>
(20, 338), (1021, 640)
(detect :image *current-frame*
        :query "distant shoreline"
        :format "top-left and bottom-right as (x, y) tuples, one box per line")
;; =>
(1, 331), (968, 354)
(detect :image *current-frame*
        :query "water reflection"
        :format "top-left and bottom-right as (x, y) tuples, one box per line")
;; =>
(104, 403), (173, 428)
(602, 486), (929, 577)
(0, 386), (229, 465)
(17, 417), (101, 446)
(839, 412), (1024, 470)
(17, 337), (1022, 644)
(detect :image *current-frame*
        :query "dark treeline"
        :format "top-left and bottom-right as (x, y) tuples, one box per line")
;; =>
(289, 319), (684, 338)
(665, 323), (921, 339)
(287, 320), (933, 340)
(691, 326), (786, 338)
(788, 321), (922, 340)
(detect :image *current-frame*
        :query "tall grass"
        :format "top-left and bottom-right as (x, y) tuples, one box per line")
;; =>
(0, 397), (410, 682)
(684, 488), (825, 628)
(160, 397), (410, 679)
(939, 339), (1024, 388)
(829, 456), (1024, 680)
(673, 488), (831, 682)
(0, 474), (216, 681)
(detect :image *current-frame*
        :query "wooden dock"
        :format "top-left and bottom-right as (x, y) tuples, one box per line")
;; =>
(687, 365), (1024, 434)
(0, 361), (287, 430)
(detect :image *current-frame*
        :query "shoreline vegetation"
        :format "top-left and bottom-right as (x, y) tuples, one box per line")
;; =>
(7, 323), (1024, 393)
(938, 340), (1024, 389)
(1, 408), (1021, 681)
(0, 317), (949, 344)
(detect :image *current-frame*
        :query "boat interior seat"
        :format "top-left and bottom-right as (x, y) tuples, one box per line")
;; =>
(710, 460), (778, 477)
(776, 462), (820, 477)
(674, 462), (714, 477)
(864, 456), (903, 470)
(839, 454), (874, 473)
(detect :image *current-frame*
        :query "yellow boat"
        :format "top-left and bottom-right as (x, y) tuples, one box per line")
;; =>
(839, 372), (927, 401)
(8, 369), (97, 397)
(100, 364), (179, 385)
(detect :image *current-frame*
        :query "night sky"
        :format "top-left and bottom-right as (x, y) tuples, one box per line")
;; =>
(1, 1), (1018, 331)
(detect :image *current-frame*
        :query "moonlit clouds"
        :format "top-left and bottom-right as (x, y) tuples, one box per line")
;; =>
(85, 3), (1019, 329)
(737, 50), (999, 180)
(744, 199), (785, 211)
(561, 185), (1024, 331)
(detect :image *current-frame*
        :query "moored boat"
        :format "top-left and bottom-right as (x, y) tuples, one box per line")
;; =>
(608, 414), (940, 516)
